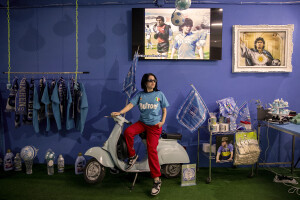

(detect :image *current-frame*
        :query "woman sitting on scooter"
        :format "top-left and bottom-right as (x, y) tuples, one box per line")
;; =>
(111, 73), (169, 196)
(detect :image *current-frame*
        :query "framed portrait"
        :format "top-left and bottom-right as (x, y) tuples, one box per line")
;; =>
(216, 135), (234, 163)
(232, 25), (294, 73)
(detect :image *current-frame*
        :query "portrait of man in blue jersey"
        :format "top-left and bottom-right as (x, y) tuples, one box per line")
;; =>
(170, 18), (208, 59)
(240, 36), (281, 66)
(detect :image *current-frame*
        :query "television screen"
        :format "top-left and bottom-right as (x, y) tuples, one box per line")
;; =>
(132, 8), (223, 60)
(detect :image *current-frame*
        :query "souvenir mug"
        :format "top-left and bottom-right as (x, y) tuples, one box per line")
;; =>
(219, 123), (229, 132)
(208, 117), (217, 125)
(209, 123), (219, 133)
(219, 116), (225, 123)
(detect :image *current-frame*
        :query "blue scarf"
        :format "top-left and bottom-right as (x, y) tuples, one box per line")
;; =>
(47, 79), (56, 117)
(38, 77), (46, 121)
(58, 77), (67, 121)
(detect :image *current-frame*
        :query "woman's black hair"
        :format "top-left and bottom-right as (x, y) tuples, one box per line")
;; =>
(141, 73), (159, 93)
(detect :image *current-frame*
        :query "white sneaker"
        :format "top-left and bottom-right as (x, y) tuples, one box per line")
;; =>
(151, 179), (161, 195)
(126, 154), (138, 171)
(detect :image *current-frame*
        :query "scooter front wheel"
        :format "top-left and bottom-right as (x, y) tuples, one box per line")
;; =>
(161, 164), (181, 178)
(84, 158), (106, 184)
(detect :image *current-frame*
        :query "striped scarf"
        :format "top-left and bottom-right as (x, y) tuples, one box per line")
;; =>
(26, 79), (34, 124)
(15, 78), (28, 115)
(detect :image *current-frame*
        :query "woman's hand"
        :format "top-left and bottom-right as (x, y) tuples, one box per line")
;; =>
(156, 122), (164, 128)
(111, 112), (121, 117)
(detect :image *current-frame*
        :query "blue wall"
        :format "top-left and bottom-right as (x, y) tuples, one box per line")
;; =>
(0, 1), (299, 167)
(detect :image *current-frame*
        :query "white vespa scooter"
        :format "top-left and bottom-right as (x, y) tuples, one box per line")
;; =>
(84, 115), (190, 186)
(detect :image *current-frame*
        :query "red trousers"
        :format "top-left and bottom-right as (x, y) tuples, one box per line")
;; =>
(124, 121), (162, 178)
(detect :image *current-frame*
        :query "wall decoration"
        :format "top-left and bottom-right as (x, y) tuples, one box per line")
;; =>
(216, 135), (234, 163)
(232, 25), (294, 73)
(132, 8), (223, 60)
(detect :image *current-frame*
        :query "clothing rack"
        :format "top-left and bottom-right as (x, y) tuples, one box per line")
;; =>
(2, 72), (90, 74)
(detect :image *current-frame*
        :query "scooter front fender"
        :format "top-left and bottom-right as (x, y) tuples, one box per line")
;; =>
(84, 147), (114, 168)
(157, 140), (190, 165)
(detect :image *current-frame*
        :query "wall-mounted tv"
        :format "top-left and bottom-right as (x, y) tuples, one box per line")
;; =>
(132, 8), (223, 60)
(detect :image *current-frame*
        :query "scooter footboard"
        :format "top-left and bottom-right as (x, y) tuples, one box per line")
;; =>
(157, 140), (190, 165)
(84, 147), (115, 168)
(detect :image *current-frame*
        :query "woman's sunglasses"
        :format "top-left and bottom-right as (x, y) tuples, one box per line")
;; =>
(147, 79), (156, 83)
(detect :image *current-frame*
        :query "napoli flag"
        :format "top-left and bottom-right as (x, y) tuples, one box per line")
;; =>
(122, 51), (138, 99)
(176, 86), (208, 133)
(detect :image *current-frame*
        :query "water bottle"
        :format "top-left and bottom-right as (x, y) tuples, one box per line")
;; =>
(57, 154), (64, 173)
(4, 149), (14, 171)
(14, 153), (22, 171)
(47, 159), (54, 175)
(75, 152), (86, 175)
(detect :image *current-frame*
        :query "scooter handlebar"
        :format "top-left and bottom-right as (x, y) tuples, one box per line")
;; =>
(105, 115), (132, 125)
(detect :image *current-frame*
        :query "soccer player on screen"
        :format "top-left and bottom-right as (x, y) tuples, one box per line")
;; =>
(145, 25), (153, 49)
(171, 18), (207, 59)
(153, 16), (171, 59)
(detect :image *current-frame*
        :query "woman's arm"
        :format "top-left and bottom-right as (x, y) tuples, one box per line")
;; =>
(111, 103), (134, 116)
(156, 107), (167, 128)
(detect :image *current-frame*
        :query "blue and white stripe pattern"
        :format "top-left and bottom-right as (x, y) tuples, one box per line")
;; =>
(176, 86), (208, 133)
(122, 51), (138, 99)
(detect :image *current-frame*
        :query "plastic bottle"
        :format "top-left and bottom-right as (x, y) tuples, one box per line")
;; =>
(47, 159), (54, 175)
(14, 153), (22, 171)
(75, 152), (86, 175)
(4, 149), (14, 171)
(57, 154), (64, 173)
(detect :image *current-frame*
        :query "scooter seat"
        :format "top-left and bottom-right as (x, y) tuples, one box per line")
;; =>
(161, 133), (182, 140)
(139, 132), (182, 140)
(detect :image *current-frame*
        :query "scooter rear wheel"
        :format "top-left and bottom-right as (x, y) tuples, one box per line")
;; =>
(161, 164), (181, 178)
(84, 158), (106, 184)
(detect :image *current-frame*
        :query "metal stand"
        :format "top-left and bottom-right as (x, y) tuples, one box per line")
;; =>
(3, 71), (90, 74)
(251, 123), (261, 177)
(206, 131), (212, 184)
(295, 156), (300, 168)
(292, 135), (295, 174)
(253, 121), (297, 176)
(197, 128), (200, 171)
(130, 172), (139, 191)
(204, 129), (235, 184)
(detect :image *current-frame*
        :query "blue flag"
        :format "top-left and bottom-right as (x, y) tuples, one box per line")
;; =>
(216, 97), (239, 131)
(238, 102), (251, 121)
(176, 86), (208, 133)
(236, 101), (251, 130)
(122, 51), (138, 99)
